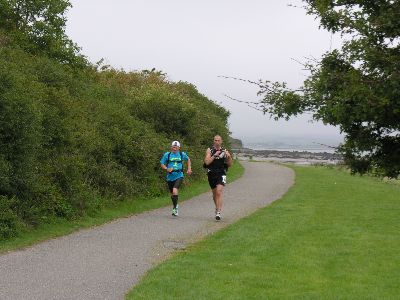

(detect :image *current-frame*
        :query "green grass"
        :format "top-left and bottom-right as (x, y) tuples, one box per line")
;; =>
(0, 160), (244, 254)
(127, 164), (400, 300)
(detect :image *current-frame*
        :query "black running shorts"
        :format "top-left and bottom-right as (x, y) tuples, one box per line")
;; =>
(167, 178), (183, 193)
(207, 173), (226, 189)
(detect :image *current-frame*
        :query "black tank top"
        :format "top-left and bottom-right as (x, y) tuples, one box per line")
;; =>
(206, 147), (227, 174)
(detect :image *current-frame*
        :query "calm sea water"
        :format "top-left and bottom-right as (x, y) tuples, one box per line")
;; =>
(244, 143), (338, 154)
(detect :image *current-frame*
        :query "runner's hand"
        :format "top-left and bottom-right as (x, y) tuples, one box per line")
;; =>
(187, 168), (192, 175)
(167, 167), (174, 173)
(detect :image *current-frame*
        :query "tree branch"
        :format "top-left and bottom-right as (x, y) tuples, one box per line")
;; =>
(218, 75), (264, 88)
(312, 141), (339, 149)
(223, 94), (264, 112)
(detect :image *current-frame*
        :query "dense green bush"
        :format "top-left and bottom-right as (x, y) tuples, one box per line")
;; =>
(0, 196), (21, 239)
(0, 39), (230, 240)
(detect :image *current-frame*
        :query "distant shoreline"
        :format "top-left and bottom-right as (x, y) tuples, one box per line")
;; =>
(232, 148), (343, 165)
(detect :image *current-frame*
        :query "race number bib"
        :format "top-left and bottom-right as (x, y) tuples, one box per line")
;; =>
(222, 175), (227, 184)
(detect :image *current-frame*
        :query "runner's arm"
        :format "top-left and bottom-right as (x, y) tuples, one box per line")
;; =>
(186, 157), (192, 175)
(225, 150), (233, 167)
(160, 154), (173, 172)
(204, 148), (214, 166)
(161, 164), (174, 172)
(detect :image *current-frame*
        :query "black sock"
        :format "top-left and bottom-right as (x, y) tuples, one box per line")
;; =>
(171, 195), (178, 208)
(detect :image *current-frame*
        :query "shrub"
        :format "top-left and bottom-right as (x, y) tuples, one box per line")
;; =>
(0, 196), (21, 240)
(0, 46), (231, 239)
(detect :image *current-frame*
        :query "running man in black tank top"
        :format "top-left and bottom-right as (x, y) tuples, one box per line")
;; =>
(203, 135), (233, 220)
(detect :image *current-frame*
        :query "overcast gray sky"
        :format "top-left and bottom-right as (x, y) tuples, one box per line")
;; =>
(66, 0), (343, 146)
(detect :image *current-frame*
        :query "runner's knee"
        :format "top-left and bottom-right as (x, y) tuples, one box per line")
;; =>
(215, 187), (223, 197)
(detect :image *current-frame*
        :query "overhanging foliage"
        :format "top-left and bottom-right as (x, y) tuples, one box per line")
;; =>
(257, 1), (400, 177)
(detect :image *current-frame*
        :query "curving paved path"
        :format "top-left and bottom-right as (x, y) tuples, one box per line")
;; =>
(0, 161), (294, 300)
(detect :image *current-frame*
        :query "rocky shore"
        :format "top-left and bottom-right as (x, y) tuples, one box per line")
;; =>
(232, 148), (343, 165)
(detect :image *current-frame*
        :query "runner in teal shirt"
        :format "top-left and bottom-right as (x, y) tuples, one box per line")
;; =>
(160, 141), (192, 216)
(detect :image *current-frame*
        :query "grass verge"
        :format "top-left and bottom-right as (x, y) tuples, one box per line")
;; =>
(127, 164), (400, 299)
(0, 160), (244, 254)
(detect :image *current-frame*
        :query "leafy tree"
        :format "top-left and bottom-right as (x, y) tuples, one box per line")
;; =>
(0, 0), (84, 65)
(255, 0), (400, 178)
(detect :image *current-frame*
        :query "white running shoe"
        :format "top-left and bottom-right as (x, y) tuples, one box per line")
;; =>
(215, 211), (221, 221)
(172, 205), (179, 216)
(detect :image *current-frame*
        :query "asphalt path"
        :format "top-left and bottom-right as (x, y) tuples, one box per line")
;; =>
(0, 161), (294, 300)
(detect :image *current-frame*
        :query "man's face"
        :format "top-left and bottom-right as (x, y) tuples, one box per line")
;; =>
(213, 136), (222, 148)
(171, 145), (179, 153)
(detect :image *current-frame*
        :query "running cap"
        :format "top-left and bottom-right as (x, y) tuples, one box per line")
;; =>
(171, 140), (181, 147)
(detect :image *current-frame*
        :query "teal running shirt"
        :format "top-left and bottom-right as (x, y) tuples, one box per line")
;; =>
(160, 151), (189, 181)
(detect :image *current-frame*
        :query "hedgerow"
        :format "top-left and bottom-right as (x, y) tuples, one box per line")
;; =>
(0, 40), (230, 239)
